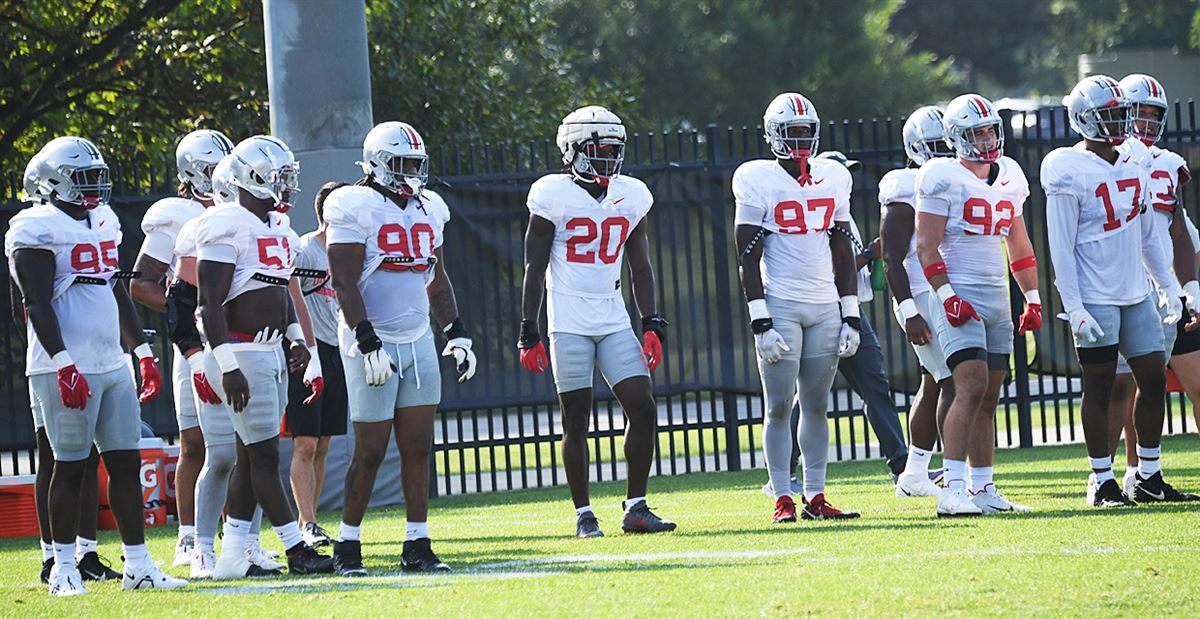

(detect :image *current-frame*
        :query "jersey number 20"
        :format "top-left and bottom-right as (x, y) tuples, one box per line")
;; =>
(566, 217), (630, 264)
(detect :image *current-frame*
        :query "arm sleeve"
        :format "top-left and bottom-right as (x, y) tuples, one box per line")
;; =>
(1045, 193), (1085, 314)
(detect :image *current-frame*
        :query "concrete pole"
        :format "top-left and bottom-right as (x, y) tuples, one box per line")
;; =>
(263, 0), (373, 233)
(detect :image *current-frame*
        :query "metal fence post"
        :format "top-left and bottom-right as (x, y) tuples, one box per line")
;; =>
(706, 124), (743, 471)
(1001, 109), (1035, 448)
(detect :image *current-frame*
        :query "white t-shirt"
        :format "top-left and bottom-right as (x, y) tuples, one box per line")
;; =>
(194, 203), (300, 304)
(139, 197), (204, 270)
(294, 231), (340, 346)
(916, 156), (1030, 287)
(877, 167), (926, 298)
(4, 203), (125, 376)
(324, 185), (450, 344)
(528, 174), (654, 336)
(732, 158), (852, 304)
(1041, 142), (1174, 311)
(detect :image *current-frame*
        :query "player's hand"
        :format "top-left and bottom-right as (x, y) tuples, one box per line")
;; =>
(362, 348), (396, 387)
(1163, 294), (1183, 326)
(287, 340), (311, 373)
(1068, 308), (1105, 344)
(1017, 303), (1043, 335)
(56, 361), (91, 410)
(188, 352), (222, 405)
(442, 338), (477, 383)
(517, 319), (548, 373)
(941, 294), (980, 327)
(904, 315), (932, 346)
(302, 345), (324, 405)
(837, 319), (861, 358)
(137, 356), (162, 404)
(221, 369), (251, 413)
(642, 331), (663, 371)
(755, 328), (790, 364)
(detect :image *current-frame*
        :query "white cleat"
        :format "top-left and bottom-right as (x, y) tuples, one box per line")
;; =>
(173, 533), (195, 567)
(895, 471), (941, 498)
(122, 563), (188, 590)
(970, 484), (1032, 513)
(1086, 473), (1098, 507)
(48, 564), (88, 597)
(212, 552), (254, 580)
(190, 548), (216, 579)
(246, 543), (285, 571)
(936, 487), (983, 518)
(1122, 470), (1138, 499)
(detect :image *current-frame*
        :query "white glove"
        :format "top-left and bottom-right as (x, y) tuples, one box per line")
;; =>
(755, 329), (790, 364)
(362, 347), (396, 387)
(303, 345), (322, 384)
(837, 322), (861, 358)
(1068, 308), (1105, 344)
(1183, 281), (1200, 315)
(442, 337), (477, 383)
(1163, 294), (1183, 325)
(252, 327), (280, 344)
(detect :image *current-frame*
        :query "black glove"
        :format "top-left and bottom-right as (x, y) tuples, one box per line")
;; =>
(354, 320), (383, 355)
(165, 279), (203, 352)
(517, 319), (540, 350)
(641, 314), (669, 345)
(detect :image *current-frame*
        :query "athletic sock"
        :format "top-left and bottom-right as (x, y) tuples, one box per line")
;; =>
(339, 522), (361, 542)
(221, 518), (251, 559)
(274, 522), (304, 551)
(41, 540), (54, 562)
(52, 542), (75, 570)
(968, 466), (993, 493)
(406, 522), (429, 542)
(1090, 456), (1115, 485)
(905, 447), (933, 476)
(624, 497), (646, 511)
(74, 537), (97, 563)
(122, 543), (151, 570)
(197, 536), (215, 555)
(178, 524), (195, 540)
(575, 505), (593, 517)
(943, 459), (967, 491)
(1136, 445), (1161, 478)
(245, 533), (260, 551)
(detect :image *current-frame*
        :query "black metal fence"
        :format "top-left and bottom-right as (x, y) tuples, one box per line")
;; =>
(3, 105), (1199, 495)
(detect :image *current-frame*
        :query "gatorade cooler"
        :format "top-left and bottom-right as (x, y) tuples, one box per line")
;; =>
(98, 437), (168, 529)
(0, 475), (40, 538)
(162, 444), (180, 518)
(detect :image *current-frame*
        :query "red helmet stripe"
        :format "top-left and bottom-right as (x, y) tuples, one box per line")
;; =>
(792, 95), (806, 116)
(405, 126), (421, 149)
(1104, 77), (1122, 99)
(1147, 77), (1160, 98)
(972, 96), (989, 118)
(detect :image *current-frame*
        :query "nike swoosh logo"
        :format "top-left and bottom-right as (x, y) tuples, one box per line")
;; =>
(1122, 156), (1131, 163)
(1000, 180), (1010, 186)
(1153, 152), (1162, 159)
(1142, 489), (1165, 500)
(612, 197), (625, 204)
(813, 179), (825, 185)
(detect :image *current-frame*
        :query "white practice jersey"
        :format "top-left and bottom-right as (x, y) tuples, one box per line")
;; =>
(733, 158), (852, 304)
(877, 167), (926, 298)
(4, 203), (125, 376)
(294, 231), (340, 346)
(139, 197), (204, 270)
(324, 185), (450, 344)
(174, 217), (200, 263)
(1041, 142), (1167, 311)
(528, 174), (653, 336)
(916, 156), (1029, 287)
(1120, 139), (1194, 297)
(194, 203), (300, 304)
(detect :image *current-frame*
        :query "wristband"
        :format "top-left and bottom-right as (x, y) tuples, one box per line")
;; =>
(212, 343), (240, 373)
(1010, 255), (1037, 273)
(52, 350), (74, 370)
(133, 343), (154, 360)
(839, 295), (860, 319)
(443, 317), (470, 340)
(285, 322), (305, 344)
(748, 299), (771, 322)
(923, 261), (948, 280)
(897, 298), (920, 321)
(1184, 280), (1200, 299)
(935, 283), (957, 303)
(1024, 289), (1041, 305)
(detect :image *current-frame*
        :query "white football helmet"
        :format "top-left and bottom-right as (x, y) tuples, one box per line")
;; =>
(942, 94), (1004, 162)
(902, 105), (953, 165)
(21, 150), (47, 203)
(763, 92), (820, 160)
(228, 135), (299, 212)
(1119, 73), (1168, 146)
(30, 136), (112, 209)
(176, 129), (233, 199)
(210, 154), (237, 204)
(1064, 75), (1130, 145)
(557, 105), (626, 186)
(359, 121), (428, 197)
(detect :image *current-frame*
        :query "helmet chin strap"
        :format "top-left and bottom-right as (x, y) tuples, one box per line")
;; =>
(789, 150), (813, 186)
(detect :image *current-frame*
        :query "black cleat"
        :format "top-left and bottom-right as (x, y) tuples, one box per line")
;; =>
(332, 540), (368, 577)
(77, 552), (121, 581)
(1093, 478), (1136, 508)
(286, 542), (335, 575)
(400, 538), (450, 573)
(40, 558), (53, 585)
(246, 564), (283, 577)
(1132, 471), (1200, 503)
(621, 501), (677, 533)
(576, 511), (604, 538)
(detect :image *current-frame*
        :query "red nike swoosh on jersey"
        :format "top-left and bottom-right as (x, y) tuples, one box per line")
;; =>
(1122, 156), (1130, 163)
(1000, 180), (1010, 186)
(613, 197), (625, 204)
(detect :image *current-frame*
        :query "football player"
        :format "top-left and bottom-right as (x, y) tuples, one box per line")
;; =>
(735, 93), (862, 523)
(1043, 75), (1197, 507)
(880, 106), (956, 498)
(15, 149), (121, 586)
(6, 137), (184, 595)
(130, 129), (233, 566)
(1106, 74), (1200, 500)
(518, 105), (676, 538)
(327, 122), (476, 576)
(195, 135), (332, 578)
(916, 94), (1041, 517)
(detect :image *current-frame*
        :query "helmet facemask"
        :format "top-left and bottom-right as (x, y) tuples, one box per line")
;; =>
(951, 121), (1004, 163)
(56, 165), (112, 209)
(1089, 103), (1131, 145)
(380, 153), (429, 198)
(768, 122), (819, 185)
(1130, 103), (1166, 146)
(570, 137), (624, 187)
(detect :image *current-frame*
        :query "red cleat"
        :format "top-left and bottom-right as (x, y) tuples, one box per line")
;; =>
(801, 493), (861, 520)
(772, 496), (797, 523)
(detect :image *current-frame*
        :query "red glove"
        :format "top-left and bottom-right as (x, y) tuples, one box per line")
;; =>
(303, 376), (325, 406)
(57, 363), (91, 410)
(137, 356), (162, 403)
(1018, 303), (1043, 335)
(520, 341), (548, 373)
(192, 370), (223, 405)
(942, 294), (981, 328)
(643, 331), (663, 372)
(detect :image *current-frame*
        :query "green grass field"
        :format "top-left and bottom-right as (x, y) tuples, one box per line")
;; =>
(4, 436), (1200, 617)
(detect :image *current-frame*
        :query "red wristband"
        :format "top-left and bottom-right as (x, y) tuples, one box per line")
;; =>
(1010, 255), (1037, 273)
(923, 261), (948, 279)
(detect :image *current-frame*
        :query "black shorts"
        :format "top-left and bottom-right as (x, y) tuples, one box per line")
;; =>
(285, 340), (348, 437)
(1173, 317), (1200, 356)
